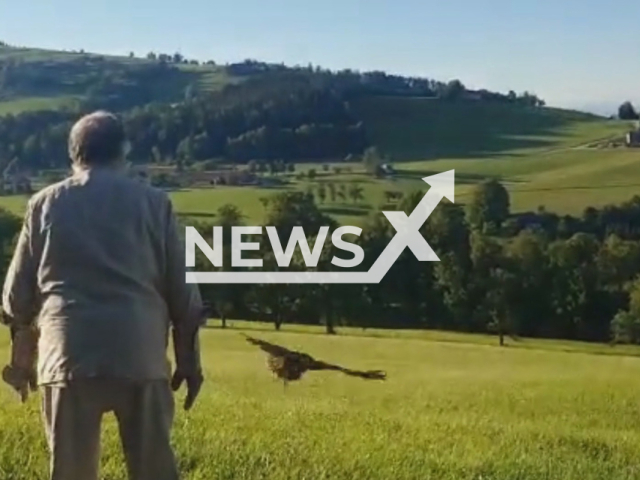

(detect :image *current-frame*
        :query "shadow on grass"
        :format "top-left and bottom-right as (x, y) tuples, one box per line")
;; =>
(177, 211), (217, 219)
(320, 205), (371, 217)
(353, 98), (617, 161)
(394, 170), (497, 185)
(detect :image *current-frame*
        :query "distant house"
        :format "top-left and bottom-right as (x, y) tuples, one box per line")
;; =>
(626, 130), (640, 147)
(376, 163), (396, 177)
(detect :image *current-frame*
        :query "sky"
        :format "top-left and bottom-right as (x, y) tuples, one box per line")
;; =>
(0, 0), (638, 115)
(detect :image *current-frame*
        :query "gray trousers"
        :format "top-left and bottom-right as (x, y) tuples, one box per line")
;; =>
(40, 379), (180, 480)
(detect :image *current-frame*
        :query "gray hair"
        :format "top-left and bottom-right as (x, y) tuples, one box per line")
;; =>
(68, 111), (126, 167)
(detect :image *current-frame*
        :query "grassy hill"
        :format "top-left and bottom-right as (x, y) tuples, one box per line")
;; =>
(0, 44), (236, 115)
(0, 43), (637, 223)
(354, 96), (626, 160)
(2, 322), (640, 479)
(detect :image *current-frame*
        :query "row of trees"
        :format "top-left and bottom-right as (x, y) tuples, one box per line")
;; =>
(183, 180), (640, 346)
(306, 182), (365, 204)
(0, 55), (191, 109)
(2, 177), (640, 345)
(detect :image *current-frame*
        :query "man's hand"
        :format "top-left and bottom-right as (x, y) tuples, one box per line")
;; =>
(2, 364), (37, 402)
(2, 325), (38, 403)
(171, 327), (204, 411)
(170, 367), (203, 411)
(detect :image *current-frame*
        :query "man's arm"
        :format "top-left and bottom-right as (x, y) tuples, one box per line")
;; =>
(1, 201), (39, 402)
(163, 197), (206, 372)
(2, 201), (38, 329)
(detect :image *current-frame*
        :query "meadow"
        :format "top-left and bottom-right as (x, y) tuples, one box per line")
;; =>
(1, 322), (640, 479)
(4, 43), (640, 480)
(4, 145), (640, 227)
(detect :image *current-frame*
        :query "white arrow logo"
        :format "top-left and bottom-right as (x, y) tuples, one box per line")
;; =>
(186, 170), (454, 284)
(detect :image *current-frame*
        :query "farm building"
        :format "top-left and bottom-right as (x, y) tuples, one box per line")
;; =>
(189, 169), (258, 186)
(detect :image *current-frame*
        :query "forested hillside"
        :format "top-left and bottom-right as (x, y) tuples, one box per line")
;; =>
(0, 42), (550, 172)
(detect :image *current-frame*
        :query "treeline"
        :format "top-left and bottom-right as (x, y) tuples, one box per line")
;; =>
(0, 70), (369, 170)
(1, 178), (640, 344)
(185, 181), (640, 346)
(0, 55), (192, 109)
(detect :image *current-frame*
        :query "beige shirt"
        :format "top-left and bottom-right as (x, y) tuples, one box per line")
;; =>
(1, 165), (204, 385)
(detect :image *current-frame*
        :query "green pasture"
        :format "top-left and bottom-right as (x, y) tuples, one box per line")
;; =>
(353, 96), (626, 161)
(1, 322), (640, 479)
(3, 145), (640, 225)
(0, 96), (81, 115)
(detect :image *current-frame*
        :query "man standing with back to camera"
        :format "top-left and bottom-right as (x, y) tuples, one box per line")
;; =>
(1, 111), (205, 480)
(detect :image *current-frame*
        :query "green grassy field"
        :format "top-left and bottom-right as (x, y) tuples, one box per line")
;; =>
(0, 95), (81, 115)
(2, 322), (640, 479)
(3, 148), (640, 225)
(3, 145), (640, 225)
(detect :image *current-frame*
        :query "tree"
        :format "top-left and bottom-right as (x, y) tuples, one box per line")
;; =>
(442, 79), (465, 100)
(0, 208), (23, 280)
(263, 190), (337, 243)
(618, 101), (639, 120)
(466, 179), (510, 231)
(255, 192), (337, 330)
(327, 183), (337, 203)
(307, 168), (317, 180)
(176, 136), (193, 162)
(611, 311), (640, 344)
(504, 230), (552, 337)
(200, 205), (247, 329)
(384, 190), (402, 204)
(348, 183), (364, 204)
(486, 267), (519, 346)
(611, 277), (640, 344)
(317, 184), (327, 203)
(337, 183), (347, 202)
(363, 146), (383, 175)
(547, 233), (603, 341)
(217, 204), (245, 229)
